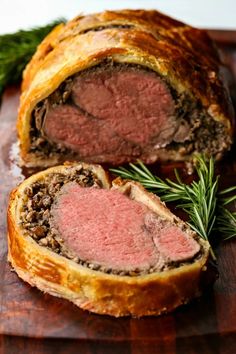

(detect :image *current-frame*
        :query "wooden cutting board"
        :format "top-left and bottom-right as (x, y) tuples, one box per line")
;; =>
(0, 30), (236, 354)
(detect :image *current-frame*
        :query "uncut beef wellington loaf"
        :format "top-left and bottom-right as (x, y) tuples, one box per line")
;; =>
(8, 162), (213, 317)
(18, 9), (234, 167)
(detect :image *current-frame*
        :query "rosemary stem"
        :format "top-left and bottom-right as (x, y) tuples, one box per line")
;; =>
(209, 247), (216, 261)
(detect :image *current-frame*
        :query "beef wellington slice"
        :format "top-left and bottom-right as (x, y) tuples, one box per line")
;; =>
(18, 9), (234, 167)
(7, 162), (213, 317)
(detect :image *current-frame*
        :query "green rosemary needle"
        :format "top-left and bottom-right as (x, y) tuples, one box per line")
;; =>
(0, 19), (65, 97)
(111, 156), (236, 260)
(216, 207), (236, 240)
(217, 187), (236, 240)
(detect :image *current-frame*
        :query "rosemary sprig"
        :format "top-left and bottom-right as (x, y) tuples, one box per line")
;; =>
(216, 207), (236, 240)
(110, 163), (188, 202)
(111, 156), (236, 260)
(0, 19), (65, 97)
(217, 188), (236, 240)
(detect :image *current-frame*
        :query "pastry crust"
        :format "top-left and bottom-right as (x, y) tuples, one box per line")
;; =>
(7, 162), (212, 317)
(17, 10), (234, 167)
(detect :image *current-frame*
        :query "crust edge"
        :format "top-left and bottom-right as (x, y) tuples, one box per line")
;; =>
(7, 163), (212, 317)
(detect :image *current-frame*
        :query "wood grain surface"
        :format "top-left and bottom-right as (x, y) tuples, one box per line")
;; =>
(0, 31), (236, 354)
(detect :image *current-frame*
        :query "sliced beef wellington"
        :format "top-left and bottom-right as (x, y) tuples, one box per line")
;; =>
(18, 10), (234, 167)
(8, 162), (213, 317)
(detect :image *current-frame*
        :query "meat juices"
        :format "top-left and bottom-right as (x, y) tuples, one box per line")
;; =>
(50, 182), (200, 273)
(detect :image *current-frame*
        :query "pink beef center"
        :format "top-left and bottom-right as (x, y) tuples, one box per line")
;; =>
(51, 183), (200, 272)
(43, 67), (176, 157)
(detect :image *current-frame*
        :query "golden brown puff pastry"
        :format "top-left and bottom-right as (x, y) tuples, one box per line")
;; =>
(7, 162), (214, 317)
(18, 10), (234, 167)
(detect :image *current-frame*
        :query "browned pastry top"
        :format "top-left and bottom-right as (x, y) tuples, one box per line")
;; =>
(18, 9), (234, 163)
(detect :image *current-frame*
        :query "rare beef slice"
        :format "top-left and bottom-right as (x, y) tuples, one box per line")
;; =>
(50, 182), (200, 274)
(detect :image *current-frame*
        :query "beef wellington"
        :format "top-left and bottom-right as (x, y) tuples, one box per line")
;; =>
(18, 9), (234, 167)
(7, 162), (213, 317)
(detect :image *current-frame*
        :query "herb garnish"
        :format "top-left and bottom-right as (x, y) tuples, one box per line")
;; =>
(217, 186), (236, 240)
(111, 156), (236, 260)
(0, 19), (65, 97)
